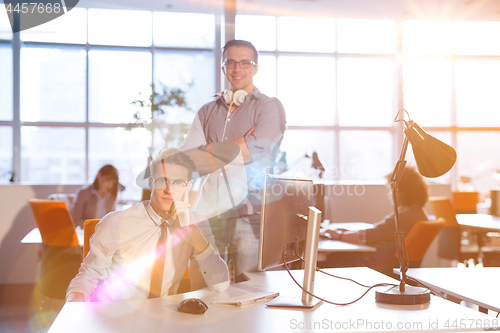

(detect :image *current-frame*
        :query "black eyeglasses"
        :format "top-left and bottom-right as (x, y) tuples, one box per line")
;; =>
(223, 60), (256, 69)
(152, 178), (189, 192)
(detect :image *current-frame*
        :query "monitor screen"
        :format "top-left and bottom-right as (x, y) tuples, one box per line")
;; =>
(258, 175), (314, 271)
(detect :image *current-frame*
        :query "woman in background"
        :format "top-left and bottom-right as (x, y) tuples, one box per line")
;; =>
(71, 165), (120, 228)
(322, 165), (429, 276)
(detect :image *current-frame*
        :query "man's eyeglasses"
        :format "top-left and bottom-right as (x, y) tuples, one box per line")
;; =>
(152, 178), (189, 192)
(223, 60), (256, 69)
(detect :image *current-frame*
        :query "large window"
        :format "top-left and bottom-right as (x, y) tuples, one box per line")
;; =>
(88, 9), (152, 47)
(0, 6), (13, 40)
(277, 55), (336, 126)
(21, 46), (87, 122)
(88, 50), (152, 124)
(20, 8), (87, 44)
(4, 7), (500, 198)
(0, 44), (12, 121)
(0, 127), (13, 182)
(236, 15), (500, 193)
(403, 20), (500, 192)
(3, 9), (217, 201)
(0, 9), (13, 183)
(21, 127), (86, 183)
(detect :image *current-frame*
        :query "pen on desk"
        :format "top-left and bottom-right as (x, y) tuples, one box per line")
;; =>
(236, 294), (279, 307)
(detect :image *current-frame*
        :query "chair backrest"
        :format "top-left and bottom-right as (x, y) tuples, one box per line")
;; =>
(83, 219), (100, 258)
(429, 196), (458, 227)
(396, 218), (446, 263)
(451, 191), (479, 214)
(29, 198), (78, 246)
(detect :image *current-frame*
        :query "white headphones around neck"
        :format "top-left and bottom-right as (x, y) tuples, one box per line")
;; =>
(221, 89), (248, 106)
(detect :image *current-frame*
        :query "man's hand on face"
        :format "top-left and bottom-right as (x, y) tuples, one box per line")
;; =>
(169, 193), (208, 254)
(169, 195), (209, 255)
(66, 292), (85, 302)
(170, 199), (192, 228)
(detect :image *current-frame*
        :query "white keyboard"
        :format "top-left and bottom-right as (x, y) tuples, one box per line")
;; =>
(212, 291), (279, 306)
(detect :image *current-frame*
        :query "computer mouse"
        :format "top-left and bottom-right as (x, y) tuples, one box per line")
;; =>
(177, 298), (209, 314)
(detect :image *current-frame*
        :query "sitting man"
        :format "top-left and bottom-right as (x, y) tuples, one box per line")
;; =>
(323, 165), (429, 276)
(66, 148), (229, 302)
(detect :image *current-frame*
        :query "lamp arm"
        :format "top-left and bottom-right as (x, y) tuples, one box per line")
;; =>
(390, 136), (410, 292)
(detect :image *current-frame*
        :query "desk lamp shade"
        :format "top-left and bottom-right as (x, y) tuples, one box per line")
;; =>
(404, 121), (457, 178)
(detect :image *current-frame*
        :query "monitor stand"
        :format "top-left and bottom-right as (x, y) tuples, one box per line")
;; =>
(266, 206), (323, 309)
(265, 295), (322, 309)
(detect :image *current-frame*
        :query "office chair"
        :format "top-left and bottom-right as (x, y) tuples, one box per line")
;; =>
(451, 191), (479, 214)
(396, 218), (446, 268)
(28, 199), (82, 300)
(83, 219), (100, 258)
(429, 196), (465, 264)
(177, 265), (191, 294)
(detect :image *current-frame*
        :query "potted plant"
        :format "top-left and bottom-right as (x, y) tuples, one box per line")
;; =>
(127, 82), (193, 155)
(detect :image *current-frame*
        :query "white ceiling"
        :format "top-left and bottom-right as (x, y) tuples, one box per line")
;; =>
(78, 0), (500, 21)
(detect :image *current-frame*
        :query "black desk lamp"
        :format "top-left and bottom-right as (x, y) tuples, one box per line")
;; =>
(376, 109), (457, 305)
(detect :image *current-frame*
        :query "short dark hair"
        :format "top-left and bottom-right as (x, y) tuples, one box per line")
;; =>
(387, 165), (429, 207)
(222, 39), (259, 64)
(150, 148), (196, 181)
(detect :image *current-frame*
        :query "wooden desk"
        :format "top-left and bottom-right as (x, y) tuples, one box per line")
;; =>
(48, 267), (493, 333)
(403, 267), (500, 314)
(21, 227), (84, 245)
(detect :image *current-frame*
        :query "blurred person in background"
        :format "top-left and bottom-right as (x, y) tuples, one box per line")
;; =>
(71, 164), (121, 228)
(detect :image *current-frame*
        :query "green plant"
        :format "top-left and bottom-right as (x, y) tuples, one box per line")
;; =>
(128, 82), (193, 154)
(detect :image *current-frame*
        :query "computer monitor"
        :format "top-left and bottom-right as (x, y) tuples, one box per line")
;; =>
(258, 175), (322, 308)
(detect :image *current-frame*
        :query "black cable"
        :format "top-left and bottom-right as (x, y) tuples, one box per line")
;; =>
(283, 249), (398, 306)
(293, 249), (374, 288)
(290, 249), (446, 303)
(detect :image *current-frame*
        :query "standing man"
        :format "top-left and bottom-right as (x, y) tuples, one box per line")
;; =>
(182, 40), (286, 282)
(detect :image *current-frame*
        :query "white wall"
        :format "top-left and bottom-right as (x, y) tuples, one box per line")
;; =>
(323, 182), (451, 223)
(0, 184), (82, 284)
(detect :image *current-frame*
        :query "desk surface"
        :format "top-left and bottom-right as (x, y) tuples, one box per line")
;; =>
(326, 222), (374, 231)
(49, 267), (492, 333)
(457, 214), (500, 231)
(318, 222), (376, 253)
(318, 240), (376, 253)
(403, 267), (500, 313)
(21, 227), (84, 245)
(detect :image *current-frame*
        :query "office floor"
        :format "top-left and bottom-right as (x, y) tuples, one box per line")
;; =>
(0, 283), (64, 333)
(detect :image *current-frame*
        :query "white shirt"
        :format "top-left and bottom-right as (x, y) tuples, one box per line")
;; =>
(67, 201), (229, 301)
(91, 188), (110, 219)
